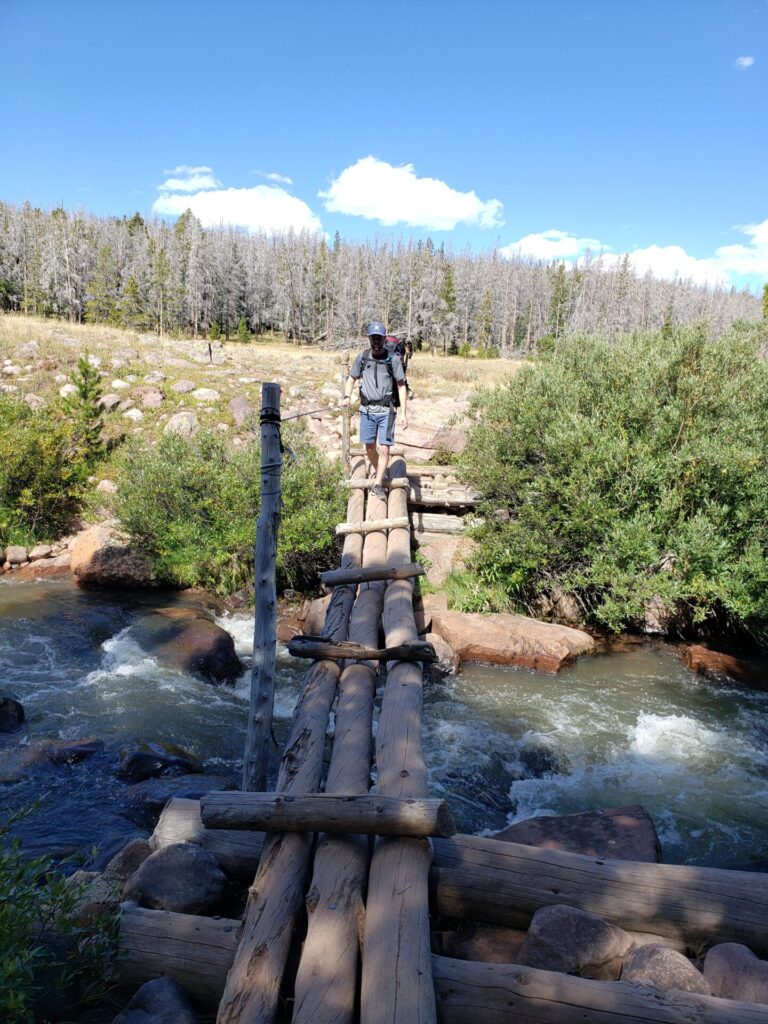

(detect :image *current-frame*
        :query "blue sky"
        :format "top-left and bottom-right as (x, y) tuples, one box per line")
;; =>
(1, 0), (766, 289)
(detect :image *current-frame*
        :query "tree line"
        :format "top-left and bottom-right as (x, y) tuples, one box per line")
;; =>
(0, 200), (761, 352)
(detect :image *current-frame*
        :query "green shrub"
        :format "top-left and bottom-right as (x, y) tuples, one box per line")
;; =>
(0, 807), (118, 1023)
(460, 323), (768, 636)
(0, 398), (93, 545)
(112, 426), (345, 594)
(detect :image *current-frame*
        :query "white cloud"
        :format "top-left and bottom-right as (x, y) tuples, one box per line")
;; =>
(153, 183), (322, 234)
(319, 156), (504, 231)
(499, 229), (605, 261)
(613, 245), (726, 287)
(258, 170), (293, 185)
(713, 219), (768, 277)
(159, 165), (221, 192)
(735, 56), (754, 69)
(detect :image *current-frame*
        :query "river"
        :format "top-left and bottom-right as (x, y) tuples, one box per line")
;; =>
(1, 578), (767, 870)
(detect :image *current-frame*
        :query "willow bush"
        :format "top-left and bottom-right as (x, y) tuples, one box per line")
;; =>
(460, 322), (768, 637)
(113, 425), (345, 594)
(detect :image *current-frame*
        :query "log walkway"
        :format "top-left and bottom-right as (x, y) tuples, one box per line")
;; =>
(117, 446), (768, 1023)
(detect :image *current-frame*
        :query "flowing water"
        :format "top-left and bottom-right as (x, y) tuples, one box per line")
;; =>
(1, 578), (767, 870)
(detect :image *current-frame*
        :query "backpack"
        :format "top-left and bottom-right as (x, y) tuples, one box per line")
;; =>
(359, 349), (401, 408)
(385, 335), (406, 358)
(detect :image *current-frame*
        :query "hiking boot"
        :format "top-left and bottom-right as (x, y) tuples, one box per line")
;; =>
(371, 484), (386, 500)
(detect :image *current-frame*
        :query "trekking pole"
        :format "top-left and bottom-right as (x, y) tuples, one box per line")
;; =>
(341, 352), (350, 474)
(281, 402), (348, 422)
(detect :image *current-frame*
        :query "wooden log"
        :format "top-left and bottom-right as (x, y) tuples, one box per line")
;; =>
(292, 469), (388, 1024)
(431, 954), (768, 1024)
(201, 793), (455, 837)
(320, 563), (424, 586)
(242, 382), (282, 792)
(431, 834), (768, 955)
(119, 909), (768, 1023)
(412, 512), (472, 534)
(152, 797), (264, 878)
(407, 489), (479, 508)
(342, 477), (409, 489)
(406, 465), (461, 477)
(336, 516), (409, 535)
(287, 636), (436, 663)
(351, 445), (405, 455)
(361, 455), (437, 1024)
(152, 803), (768, 958)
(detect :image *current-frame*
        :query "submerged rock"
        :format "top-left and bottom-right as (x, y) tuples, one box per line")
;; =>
(0, 694), (25, 732)
(683, 645), (768, 690)
(123, 773), (236, 819)
(116, 741), (204, 782)
(132, 609), (242, 685)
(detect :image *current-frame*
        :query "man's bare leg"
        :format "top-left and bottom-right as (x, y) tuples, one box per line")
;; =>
(375, 444), (391, 487)
(365, 442), (378, 478)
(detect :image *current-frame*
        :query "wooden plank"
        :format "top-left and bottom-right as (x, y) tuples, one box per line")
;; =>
(412, 512), (473, 534)
(407, 491), (478, 508)
(200, 793), (455, 837)
(121, 910), (768, 1023)
(292, 464), (389, 1024)
(242, 382), (282, 792)
(320, 563), (424, 586)
(351, 445), (404, 455)
(361, 456), (436, 1024)
(336, 516), (409, 535)
(287, 636), (436, 663)
(342, 477), (409, 489)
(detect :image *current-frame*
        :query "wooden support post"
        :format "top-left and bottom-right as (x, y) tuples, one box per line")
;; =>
(287, 636), (436, 663)
(242, 382), (282, 793)
(320, 562), (424, 586)
(200, 792), (455, 837)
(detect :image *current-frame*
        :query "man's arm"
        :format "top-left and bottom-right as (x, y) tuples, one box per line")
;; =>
(342, 375), (358, 405)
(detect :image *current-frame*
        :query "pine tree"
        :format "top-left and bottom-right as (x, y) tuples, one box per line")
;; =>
(547, 263), (570, 338)
(236, 317), (252, 342)
(85, 244), (120, 325)
(66, 354), (105, 464)
(120, 275), (150, 330)
(209, 320), (222, 340)
(762, 283), (768, 321)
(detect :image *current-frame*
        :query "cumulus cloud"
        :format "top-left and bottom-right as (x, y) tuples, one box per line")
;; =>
(159, 165), (221, 192)
(153, 166), (322, 233)
(319, 156), (504, 231)
(499, 221), (768, 287)
(499, 229), (605, 261)
(735, 56), (754, 69)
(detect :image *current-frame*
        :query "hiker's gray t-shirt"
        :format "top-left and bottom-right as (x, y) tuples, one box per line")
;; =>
(350, 348), (405, 413)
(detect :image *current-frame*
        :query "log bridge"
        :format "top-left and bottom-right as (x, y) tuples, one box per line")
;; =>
(118, 384), (768, 1024)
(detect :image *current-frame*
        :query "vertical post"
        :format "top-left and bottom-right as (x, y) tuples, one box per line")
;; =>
(242, 382), (282, 792)
(341, 352), (350, 476)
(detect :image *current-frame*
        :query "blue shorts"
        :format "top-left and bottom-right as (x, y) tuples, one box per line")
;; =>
(360, 407), (396, 446)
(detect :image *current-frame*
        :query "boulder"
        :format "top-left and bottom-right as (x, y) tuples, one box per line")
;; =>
(59, 383), (78, 398)
(229, 394), (253, 427)
(427, 603), (594, 673)
(70, 524), (154, 588)
(96, 478), (118, 495)
(683, 645), (768, 690)
(116, 741), (204, 782)
(28, 544), (53, 560)
(132, 610), (242, 685)
(439, 923), (527, 964)
(21, 737), (104, 767)
(171, 379), (196, 393)
(6, 545), (28, 565)
(191, 387), (220, 402)
(621, 944), (711, 994)
(138, 386), (165, 409)
(516, 904), (635, 980)
(415, 533), (475, 588)
(163, 410), (199, 438)
(123, 841), (227, 914)
(24, 393), (44, 410)
(425, 631), (460, 678)
(493, 805), (661, 862)
(66, 869), (123, 925)
(14, 551), (71, 580)
(99, 393), (121, 412)
(124, 408), (144, 422)
(103, 838), (154, 883)
(0, 694), (25, 732)
(113, 975), (199, 1024)
(299, 595), (332, 636)
(16, 340), (40, 359)
(144, 370), (167, 385)
(704, 943), (768, 1004)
